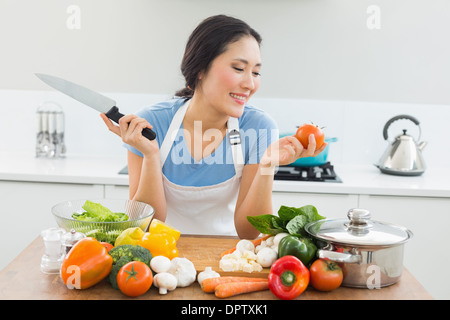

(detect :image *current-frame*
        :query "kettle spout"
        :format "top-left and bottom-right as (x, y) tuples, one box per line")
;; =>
(418, 141), (427, 151)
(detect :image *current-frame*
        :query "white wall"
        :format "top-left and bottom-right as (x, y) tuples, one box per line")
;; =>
(1, 0), (450, 105)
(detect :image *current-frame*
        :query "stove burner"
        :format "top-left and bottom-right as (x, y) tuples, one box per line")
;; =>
(274, 162), (342, 183)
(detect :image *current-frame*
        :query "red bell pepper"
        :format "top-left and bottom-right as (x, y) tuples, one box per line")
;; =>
(268, 255), (310, 300)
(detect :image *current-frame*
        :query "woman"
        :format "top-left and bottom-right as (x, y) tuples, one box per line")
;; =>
(101, 15), (326, 238)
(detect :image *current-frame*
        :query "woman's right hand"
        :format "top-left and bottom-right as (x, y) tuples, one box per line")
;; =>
(100, 113), (159, 157)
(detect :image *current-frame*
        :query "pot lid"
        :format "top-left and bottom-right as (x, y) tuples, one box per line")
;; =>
(304, 208), (413, 246)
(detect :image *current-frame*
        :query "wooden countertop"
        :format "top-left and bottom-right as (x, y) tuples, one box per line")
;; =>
(0, 235), (433, 300)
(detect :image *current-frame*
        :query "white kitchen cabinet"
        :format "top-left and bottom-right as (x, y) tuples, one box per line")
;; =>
(0, 181), (104, 270)
(104, 184), (130, 199)
(359, 194), (450, 300)
(272, 191), (359, 219)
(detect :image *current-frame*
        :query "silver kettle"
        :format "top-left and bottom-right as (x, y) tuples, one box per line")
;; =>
(376, 114), (427, 176)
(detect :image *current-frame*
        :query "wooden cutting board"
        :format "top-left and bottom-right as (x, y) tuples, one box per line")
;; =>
(176, 235), (270, 278)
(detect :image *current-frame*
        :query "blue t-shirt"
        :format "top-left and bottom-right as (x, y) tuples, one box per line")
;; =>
(124, 98), (279, 187)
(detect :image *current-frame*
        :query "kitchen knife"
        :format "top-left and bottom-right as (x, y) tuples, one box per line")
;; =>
(35, 73), (156, 140)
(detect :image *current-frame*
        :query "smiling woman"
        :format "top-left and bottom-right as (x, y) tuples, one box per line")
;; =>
(100, 15), (326, 238)
(186, 35), (262, 120)
(174, 15), (262, 100)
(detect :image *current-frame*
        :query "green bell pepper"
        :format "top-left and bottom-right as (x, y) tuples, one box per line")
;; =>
(278, 235), (317, 266)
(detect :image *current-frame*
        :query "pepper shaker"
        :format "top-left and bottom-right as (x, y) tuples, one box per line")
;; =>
(61, 229), (86, 256)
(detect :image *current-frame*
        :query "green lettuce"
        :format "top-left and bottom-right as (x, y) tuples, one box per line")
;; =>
(72, 200), (128, 222)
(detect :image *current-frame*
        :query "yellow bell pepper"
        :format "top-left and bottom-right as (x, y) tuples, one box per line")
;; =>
(139, 232), (179, 259)
(114, 227), (145, 247)
(138, 219), (180, 259)
(149, 219), (181, 241)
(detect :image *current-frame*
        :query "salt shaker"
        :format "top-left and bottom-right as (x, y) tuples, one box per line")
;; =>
(61, 229), (86, 256)
(40, 227), (66, 274)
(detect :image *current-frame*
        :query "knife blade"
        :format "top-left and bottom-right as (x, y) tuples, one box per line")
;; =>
(35, 73), (156, 140)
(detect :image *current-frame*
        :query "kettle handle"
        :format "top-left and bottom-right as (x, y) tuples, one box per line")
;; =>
(383, 114), (421, 140)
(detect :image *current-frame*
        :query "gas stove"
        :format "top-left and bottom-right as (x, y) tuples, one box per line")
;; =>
(274, 162), (342, 183)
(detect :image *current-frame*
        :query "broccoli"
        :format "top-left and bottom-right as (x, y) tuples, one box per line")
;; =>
(108, 245), (153, 289)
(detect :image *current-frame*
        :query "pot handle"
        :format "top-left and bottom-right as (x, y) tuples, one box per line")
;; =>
(383, 114), (421, 141)
(318, 249), (361, 264)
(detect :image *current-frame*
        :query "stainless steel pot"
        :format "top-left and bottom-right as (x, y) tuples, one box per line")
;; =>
(304, 208), (413, 288)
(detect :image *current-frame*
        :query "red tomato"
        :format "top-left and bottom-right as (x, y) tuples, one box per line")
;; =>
(117, 261), (153, 297)
(295, 124), (325, 150)
(309, 259), (343, 292)
(100, 242), (114, 252)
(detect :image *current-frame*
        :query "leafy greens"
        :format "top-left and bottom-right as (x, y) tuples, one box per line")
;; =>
(72, 200), (128, 222)
(247, 205), (325, 238)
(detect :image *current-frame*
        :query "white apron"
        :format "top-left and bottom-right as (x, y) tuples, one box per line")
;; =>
(159, 100), (245, 236)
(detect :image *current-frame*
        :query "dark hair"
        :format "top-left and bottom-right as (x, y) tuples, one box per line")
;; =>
(175, 15), (262, 98)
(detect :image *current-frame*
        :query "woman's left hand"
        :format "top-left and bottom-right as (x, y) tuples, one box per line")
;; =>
(261, 134), (328, 168)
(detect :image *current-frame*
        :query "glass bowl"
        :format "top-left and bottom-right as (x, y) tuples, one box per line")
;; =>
(52, 199), (154, 245)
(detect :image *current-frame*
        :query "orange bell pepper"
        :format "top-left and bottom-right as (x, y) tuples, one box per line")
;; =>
(61, 237), (113, 289)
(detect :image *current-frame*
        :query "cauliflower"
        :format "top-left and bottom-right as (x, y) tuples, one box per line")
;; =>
(219, 239), (274, 273)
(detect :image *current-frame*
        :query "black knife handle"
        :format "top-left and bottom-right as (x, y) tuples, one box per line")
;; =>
(105, 106), (156, 140)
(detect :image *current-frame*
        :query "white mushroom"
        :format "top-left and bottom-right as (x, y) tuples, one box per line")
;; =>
(167, 257), (197, 287)
(255, 241), (267, 254)
(272, 233), (290, 253)
(256, 247), (278, 268)
(265, 236), (275, 247)
(236, 239), (255, 253)
(153, 272), (177, 295)
(150, 255), (172, 273)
